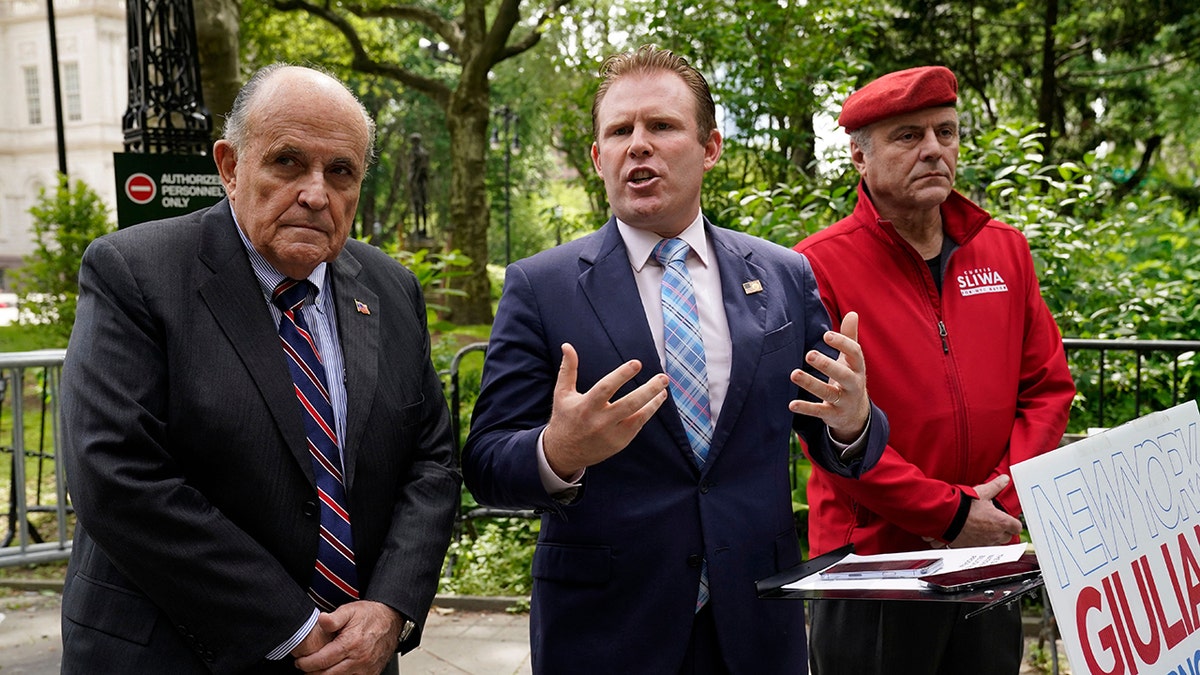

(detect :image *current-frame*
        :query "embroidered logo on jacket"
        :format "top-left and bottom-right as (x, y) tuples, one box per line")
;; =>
(957, 267), (1008, 296)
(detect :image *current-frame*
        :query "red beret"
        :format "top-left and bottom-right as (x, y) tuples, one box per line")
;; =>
(838, 66), (958, 132)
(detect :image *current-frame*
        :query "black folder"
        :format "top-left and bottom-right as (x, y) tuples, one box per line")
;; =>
(754, 546), (1044, 619)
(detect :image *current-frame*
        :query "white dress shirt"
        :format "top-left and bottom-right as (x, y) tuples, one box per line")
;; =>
(537, 212), (728, 492)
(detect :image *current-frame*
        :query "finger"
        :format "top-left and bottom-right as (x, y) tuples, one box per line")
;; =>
(974, 474), (1011, 501)
(619, 384), (669, 429)
(609, 373), (669, 417)
(554, 343), (579, 398)
(799, 353), (853, 400)
(588, 358), (646, 403)
(791, 367), (839, 403)
(821, 329), (864, 374)
(840, 311), (860, 344)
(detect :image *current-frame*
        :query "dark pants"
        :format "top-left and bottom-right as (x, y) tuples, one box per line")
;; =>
(808, 600), (1023, 675)
(678, 604), (730, 675)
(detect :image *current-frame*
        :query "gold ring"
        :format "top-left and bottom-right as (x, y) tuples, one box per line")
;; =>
(831, 388), (842, 405)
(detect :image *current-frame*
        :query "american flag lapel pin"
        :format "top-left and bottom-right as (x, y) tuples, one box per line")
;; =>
(742, 279), (764, 295)
(355, 299), (371, 315)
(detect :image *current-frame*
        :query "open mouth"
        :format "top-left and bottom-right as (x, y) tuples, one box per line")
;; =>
(629, 169), (656, 185)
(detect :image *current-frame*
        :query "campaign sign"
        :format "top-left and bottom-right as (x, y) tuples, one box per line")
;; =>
(1012, 401), (1200, 675)
(113, 152), (225, 229)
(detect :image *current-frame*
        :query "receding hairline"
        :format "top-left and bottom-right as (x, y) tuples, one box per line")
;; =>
(224, 64), (377, 165)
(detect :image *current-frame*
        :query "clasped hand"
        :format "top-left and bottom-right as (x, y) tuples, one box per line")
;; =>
(291, 600), (402, 674)
(925, 475), (1024, 549)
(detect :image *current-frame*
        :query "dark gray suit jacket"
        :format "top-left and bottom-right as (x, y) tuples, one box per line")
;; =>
(60, 200), (461, 674)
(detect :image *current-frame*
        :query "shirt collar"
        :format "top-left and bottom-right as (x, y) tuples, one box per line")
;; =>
(618, 212), (710, 272)
(230, 208), (329, 301)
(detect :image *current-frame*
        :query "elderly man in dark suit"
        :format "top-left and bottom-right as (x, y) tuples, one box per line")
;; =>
(59, 64), (460, 674)
(462, 45), (888, 674)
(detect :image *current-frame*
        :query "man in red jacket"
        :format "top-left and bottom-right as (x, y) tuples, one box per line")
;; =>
(794, 66), (1076, 675)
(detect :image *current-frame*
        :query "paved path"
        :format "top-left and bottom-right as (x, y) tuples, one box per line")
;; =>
(0, 589), (1067, 673)
(0, 591), (531, 674)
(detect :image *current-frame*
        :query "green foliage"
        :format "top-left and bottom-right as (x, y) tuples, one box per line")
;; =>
(440, 517), (538, 596)
(721, 119), (1200, 433)
(388, 247), (472, 322)
(957, 124), (1200, 429)
(14, 175), (114, 339)
(0, 324), (68, 352)
(720, 180), (857, 247)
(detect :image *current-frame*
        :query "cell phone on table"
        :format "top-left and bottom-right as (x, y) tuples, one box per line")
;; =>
(919, 559), (1041, 593)
(819, 557), (944, 580)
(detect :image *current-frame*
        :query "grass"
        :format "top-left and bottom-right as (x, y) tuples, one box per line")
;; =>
(0, 323), (67, 353)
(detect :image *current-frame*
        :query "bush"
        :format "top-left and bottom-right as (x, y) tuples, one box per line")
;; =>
(440, 517), (538, 596)
(14, 175), (114, 339)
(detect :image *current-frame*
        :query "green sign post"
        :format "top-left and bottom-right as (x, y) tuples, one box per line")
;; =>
(113, 152), (224, 229)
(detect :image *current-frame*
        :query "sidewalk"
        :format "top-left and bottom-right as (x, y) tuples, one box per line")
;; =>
(0, 590), (531, 675)
(0, 587), (1066, 673)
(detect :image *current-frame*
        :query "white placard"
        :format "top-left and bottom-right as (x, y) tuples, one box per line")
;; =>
(1012, 400), (1200, 675)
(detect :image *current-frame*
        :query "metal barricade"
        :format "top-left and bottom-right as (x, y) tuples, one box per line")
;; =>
(0, 348), (71, 567)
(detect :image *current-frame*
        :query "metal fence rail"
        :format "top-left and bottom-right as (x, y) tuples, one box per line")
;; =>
(2, 338), (1198, 568)
(1062, 338), (1198, 428)
(0, 348), (71, 567)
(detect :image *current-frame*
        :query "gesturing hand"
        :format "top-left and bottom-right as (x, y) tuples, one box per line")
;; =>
(542, 343), (669, 480)
(789, 311), (871, 443)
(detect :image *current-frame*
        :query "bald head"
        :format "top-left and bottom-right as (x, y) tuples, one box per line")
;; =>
(223, 64), (376, 167)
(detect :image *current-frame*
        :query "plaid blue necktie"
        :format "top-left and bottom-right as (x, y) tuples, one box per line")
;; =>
(653, 238), (713, 611)
(274, 279), (359, 611)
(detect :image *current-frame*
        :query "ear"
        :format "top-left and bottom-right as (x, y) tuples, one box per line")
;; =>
(590, 142), (602, 175)
(702, 129), (723, 172)
(849, 137), (869, 175)
(213, 140), (239, 196)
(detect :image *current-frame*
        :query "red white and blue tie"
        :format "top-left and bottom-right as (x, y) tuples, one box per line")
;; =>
(273, 278), (359, 611)
(653, 238), (713, 611)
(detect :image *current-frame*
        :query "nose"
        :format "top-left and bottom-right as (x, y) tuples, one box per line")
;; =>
(627, 126), (652, 157)
(297, 171), (330, 210)
(917, 129), (942, 161)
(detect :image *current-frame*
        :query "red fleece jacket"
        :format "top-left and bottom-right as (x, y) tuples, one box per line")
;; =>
(795, 182), (1075, 556)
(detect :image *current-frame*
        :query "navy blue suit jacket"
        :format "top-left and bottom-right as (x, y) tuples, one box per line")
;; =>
(463, 219), (887, 673)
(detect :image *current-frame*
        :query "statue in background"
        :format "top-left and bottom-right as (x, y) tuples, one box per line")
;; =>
(408, 133), (430, 238)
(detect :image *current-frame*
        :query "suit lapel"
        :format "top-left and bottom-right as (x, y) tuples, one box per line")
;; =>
(195, 201), (314, 483)
(328, 248), (376, 492)
(577, 222), (696, 465)
(577, 220), (662, 378)
(704, 225), (769, 471)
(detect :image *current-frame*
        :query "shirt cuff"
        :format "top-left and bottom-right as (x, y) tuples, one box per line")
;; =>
(827, 408), (872, 461)
(267, 608), (319, 660)
(537, 428), (583, 501)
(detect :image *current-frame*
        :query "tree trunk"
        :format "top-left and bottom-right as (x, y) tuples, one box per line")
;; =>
(1037, 0), (1060, 158)
(191, 0), (241, 142)
(443, 90), (494, 324)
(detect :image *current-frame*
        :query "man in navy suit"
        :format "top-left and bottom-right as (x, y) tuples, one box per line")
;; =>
(60, 65), (460, 674)
(462, 45), (889, 673)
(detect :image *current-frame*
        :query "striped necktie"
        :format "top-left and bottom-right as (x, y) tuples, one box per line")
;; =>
(273, 278), (359, 611)
(653, 238), (713, 611)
